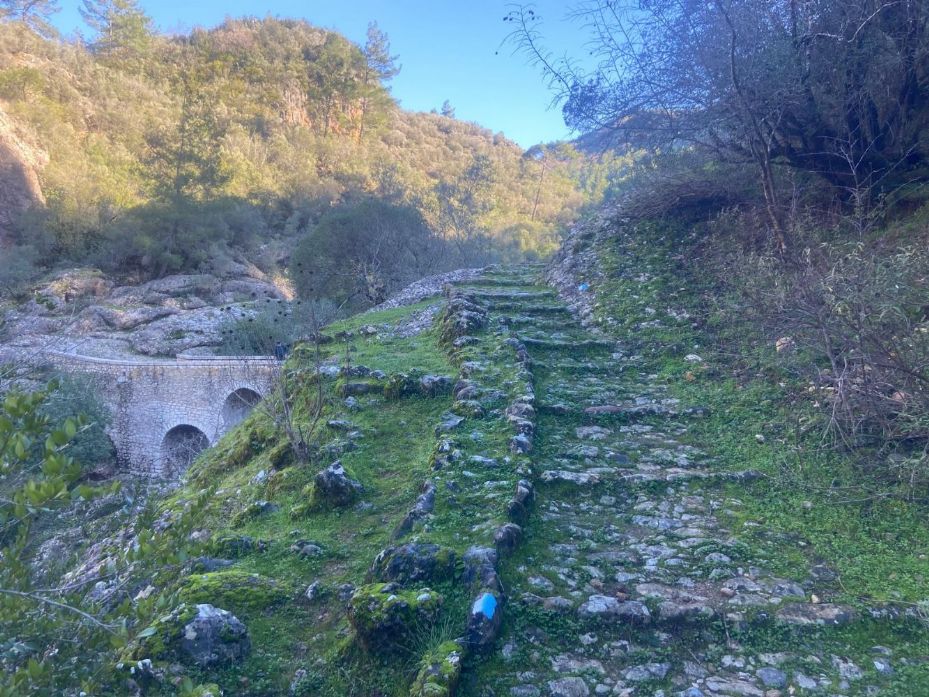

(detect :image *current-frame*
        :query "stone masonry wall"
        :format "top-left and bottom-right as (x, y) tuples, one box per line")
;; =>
(45, 352), (277, 478)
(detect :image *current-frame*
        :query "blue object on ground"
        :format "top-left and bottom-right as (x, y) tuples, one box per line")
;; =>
(472, 592), (497, 619)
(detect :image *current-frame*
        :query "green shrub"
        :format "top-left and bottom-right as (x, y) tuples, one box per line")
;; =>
(40, 373), (115, 468)
(729, 235), (929, 489)
(291, 199), (447, 311)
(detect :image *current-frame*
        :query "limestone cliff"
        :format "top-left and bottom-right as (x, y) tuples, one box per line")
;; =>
(0, 104), (46, 244)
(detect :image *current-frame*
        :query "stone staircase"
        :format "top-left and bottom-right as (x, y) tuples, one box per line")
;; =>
(442, 268), (894, 697)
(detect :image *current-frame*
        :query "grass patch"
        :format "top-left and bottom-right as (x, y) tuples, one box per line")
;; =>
(588, 218), (929, 608)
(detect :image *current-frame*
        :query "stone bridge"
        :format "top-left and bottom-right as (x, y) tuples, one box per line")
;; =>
(44, 351), (278, 478)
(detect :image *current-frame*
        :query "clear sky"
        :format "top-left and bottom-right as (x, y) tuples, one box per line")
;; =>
(51, 1), (584, 148)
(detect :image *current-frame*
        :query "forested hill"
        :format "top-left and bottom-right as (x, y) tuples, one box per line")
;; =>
(0, 16), (620, 292)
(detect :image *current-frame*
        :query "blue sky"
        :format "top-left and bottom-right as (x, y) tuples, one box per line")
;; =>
(51, 1), (585, 148)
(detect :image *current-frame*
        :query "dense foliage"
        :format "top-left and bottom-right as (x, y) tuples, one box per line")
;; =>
(509, 0), (929, 247)
(292, 199), (444, 310)
(0, 379), (218, 695)
(0, 15), (619, 290)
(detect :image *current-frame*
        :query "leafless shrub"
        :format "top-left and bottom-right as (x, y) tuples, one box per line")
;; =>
(615, 152), (759, 223)
(248, 301), (337, 466)
(732, 228), (929, 488)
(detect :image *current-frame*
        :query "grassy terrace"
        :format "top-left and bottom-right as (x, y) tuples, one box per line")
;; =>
(146, 272), (540, 695)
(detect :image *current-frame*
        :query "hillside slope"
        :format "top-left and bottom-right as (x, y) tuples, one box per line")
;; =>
(0, 18), (616, 286)
(0, 103), (45, 244)
(17, 236), (929, 695)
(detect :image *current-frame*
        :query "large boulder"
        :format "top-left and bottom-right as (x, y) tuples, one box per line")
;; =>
(312, 460), (363, 508)
(369, 543), (458, 585)
(124, 603), (250, 667)
(348, 584), (443, 653)
(181, 604), (251, 666)
(419, 374), (454, 396)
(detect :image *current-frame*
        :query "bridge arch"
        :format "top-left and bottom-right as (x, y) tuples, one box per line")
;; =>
(222, 387), (262, 430)
(161, 424), (210, 474)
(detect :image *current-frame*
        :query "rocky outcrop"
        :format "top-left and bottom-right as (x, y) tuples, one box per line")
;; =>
(0, 106), (46, 245)
(1, 265), (484, 361)
(312, 461), (363, 508)
(1, 265), (287, 359)
(348, 584), (443, 653)
(180, 604), (251, 667)
(369, 543), (458, 585)
(367, 268), (484, 311)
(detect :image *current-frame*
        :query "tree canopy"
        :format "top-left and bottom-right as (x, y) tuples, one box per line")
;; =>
(508, 0), (929, 245)
(0, 0), (59, 37)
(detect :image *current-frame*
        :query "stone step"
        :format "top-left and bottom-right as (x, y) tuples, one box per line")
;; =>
(497, 313), (571, 324)
(458, 278), (540, 287)
(467, 270), (886, 697)
(472, 271), (542, 283)
(519, 336), (616, 352)
(484, 302), (572, 315)
(532, 360), (621, 374)
(461, 289), (556, 301)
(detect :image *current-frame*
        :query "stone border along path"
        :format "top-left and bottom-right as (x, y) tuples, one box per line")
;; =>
(352, 266), (545, 696)
(422, 267), (906, 697)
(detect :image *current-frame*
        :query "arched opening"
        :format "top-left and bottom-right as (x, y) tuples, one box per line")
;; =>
(161, 425), (210, 474)
(222, 388), (262, 430)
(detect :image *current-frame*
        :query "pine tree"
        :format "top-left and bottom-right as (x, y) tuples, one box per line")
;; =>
(306, 33), (362, 137)
(146, 73), (228, 205)
(357, 21), (399, 142)
(143, 62), (229, 275)
(79, 0), (152, 57)
(0, 0), (60, 37)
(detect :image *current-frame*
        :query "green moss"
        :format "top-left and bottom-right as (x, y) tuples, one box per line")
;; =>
(337, 377), (385, 398)
(188, 411), (279, 485)
(410, 640), (464, 697)
(178, 571), (291, 612)
(347, 583), (443, 654)
(383, 371), (423, 400)
(231, 500), (279, 526)
(288, 502), (312, 519)
(450, 399), (485, 418)
(212, 535), (262, 558)
(122, 603), (198, 662)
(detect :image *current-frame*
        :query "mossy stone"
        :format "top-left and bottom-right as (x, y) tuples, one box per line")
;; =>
(348, 583), (443, 653)
(178, 570), (290, 612)
(409, 640), (464, 697)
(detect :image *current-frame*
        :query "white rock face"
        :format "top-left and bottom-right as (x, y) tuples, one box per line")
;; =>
(2, 266), (286, 359)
